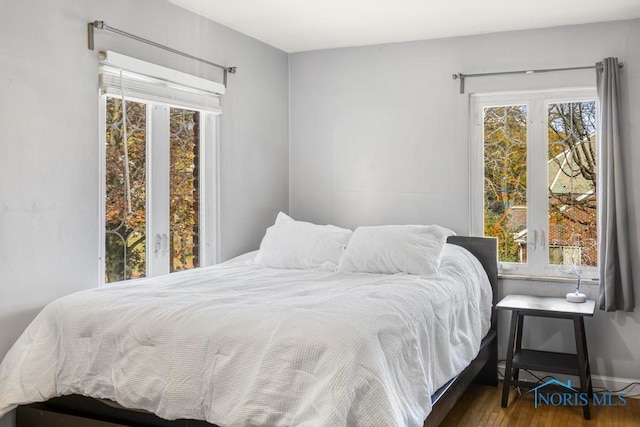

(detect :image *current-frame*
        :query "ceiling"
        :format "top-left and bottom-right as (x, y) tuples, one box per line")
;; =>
(168, 0), (640, 53)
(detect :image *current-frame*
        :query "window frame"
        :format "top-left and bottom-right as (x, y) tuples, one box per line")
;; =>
(470, 88), (598, 280)
(98, 93), (219, 286)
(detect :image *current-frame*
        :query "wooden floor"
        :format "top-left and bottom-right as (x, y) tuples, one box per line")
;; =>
(439, 383), (640, 426)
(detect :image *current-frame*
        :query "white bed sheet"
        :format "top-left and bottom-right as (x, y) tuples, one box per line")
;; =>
(0, 244), (491, 427)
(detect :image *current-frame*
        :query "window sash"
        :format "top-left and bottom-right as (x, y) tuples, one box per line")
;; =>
(98, 96), (218, 286)
(471, 89), (598, 279)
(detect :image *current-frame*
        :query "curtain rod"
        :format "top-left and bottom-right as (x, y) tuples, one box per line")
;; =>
(452, 62), (624, 94)
(87, 20), (236, 87)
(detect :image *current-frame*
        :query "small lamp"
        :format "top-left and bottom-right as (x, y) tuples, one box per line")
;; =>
(566, 274), (587, 303)
(560, 257), (587, 303)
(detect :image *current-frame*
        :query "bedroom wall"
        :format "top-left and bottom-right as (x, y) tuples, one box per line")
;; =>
(0, 2), (287, 424)
(289, 20), (640, 386)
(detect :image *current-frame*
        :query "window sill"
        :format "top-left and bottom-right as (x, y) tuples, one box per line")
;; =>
(498, 273), (600, 286)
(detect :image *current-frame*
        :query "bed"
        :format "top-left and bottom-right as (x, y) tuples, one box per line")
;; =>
(0, 218), (497, 427)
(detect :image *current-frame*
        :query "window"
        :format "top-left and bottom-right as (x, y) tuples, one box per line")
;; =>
(471, 89), (598, 278)
(98, 52), (222, 284)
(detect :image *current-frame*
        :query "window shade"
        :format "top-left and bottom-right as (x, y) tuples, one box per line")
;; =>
(99, 50), (223, 114)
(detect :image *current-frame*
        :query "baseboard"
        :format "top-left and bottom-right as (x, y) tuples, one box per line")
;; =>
(497, 361), (640, 398)
(592, 374), (640, 397)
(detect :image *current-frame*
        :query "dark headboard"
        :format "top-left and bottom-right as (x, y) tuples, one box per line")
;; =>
(447, 235), (498, 329)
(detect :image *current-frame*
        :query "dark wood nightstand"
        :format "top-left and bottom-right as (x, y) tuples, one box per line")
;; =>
(497, 294), (596, 419)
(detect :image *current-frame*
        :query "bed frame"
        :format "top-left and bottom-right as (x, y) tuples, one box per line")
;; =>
(16, 236), (498, 427)
(424, 236), (499, 427)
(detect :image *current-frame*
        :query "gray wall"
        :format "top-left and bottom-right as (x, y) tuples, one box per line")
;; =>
(0, 2), (288, 425)
(290, 20), (640, 383)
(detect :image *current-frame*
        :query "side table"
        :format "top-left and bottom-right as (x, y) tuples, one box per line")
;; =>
(496, 294), (596, 419)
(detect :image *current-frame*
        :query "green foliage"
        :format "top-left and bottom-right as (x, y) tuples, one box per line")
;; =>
(105, 98), (147, 282)
(483, 105), (528, 263)
(169, 107), (200, 272)
(483, 101), (597, 267)
(104, 98), (200, 283)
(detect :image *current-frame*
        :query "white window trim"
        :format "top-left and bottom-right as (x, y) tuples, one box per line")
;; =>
(470, 88), (598, 280)
(97, 52), (221, 287)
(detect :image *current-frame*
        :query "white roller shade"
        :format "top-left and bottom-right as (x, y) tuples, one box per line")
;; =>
(99, 50), (223, 113)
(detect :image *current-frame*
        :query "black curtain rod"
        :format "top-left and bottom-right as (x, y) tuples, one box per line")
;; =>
(87, 20), (236, 87)
(452, 62), (624, 94)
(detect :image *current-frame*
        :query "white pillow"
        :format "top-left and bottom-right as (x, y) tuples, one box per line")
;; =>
(337, 225), (455, 276)
(274, 211), (294, 224)
(255, 213), (353, 270)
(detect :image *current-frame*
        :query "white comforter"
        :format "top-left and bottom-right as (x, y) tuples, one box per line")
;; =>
(0, 244), (491, 426)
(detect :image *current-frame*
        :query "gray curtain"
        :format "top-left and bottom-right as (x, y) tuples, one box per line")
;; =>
(596, 57), (634, 312)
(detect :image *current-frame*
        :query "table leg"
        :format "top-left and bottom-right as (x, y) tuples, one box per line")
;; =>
(513, 313), (524, 383)
(580, 317), (593, 396)
(502, 310), (519, 407)
(574, 316), (591, 419)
